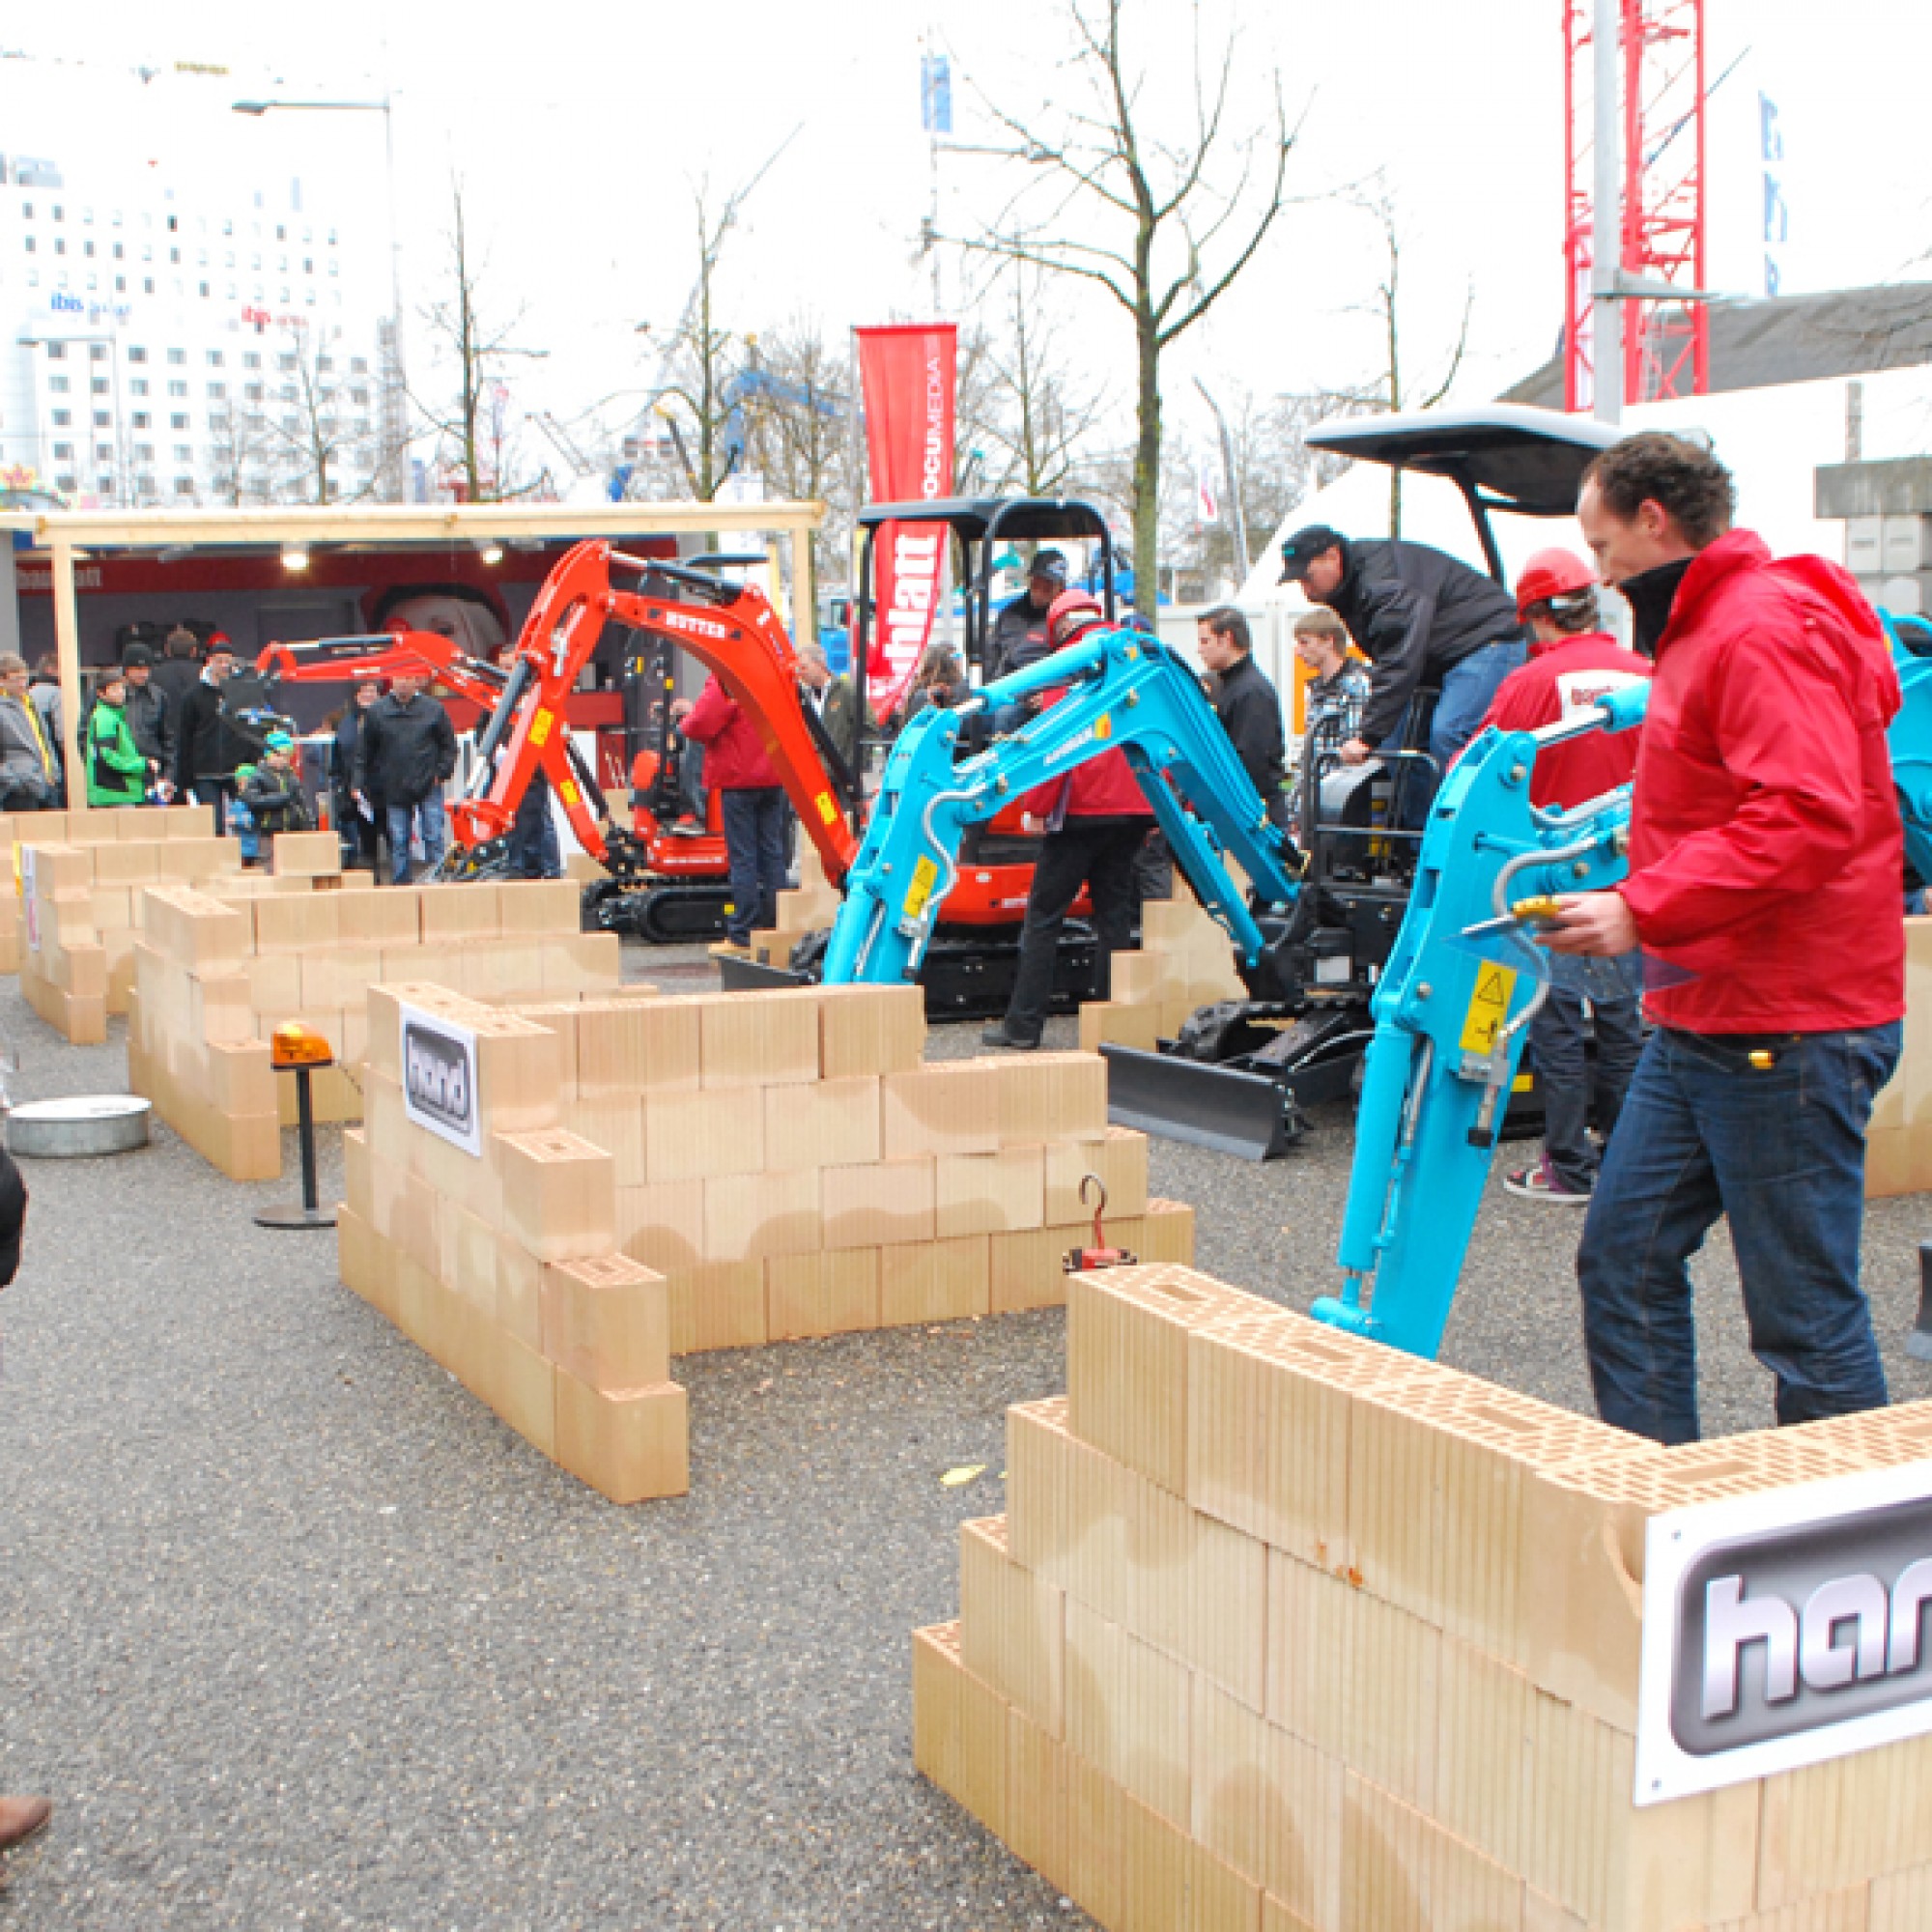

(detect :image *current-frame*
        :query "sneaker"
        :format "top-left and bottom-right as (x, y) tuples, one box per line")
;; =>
(1504, 1156), (1592, 1204)
(980, 1021), (1041, 1051)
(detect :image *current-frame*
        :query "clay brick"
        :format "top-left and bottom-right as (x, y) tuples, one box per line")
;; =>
(489, 1333), (557, 1457)
(252, 892), (340, 952)
(881, 1061), (1002, 1157)
(577, 998), (701, 1095)
(1122, 1789), (1263, 1932)
(663, 1261), (768, 1354)
(497, 878), (582, 934)
(495, 1128), (617, 1263)
(1045, 1124), (1151, 1226)
(206, 1037), (276, 1117)
(1339, 1774), (1523, 1932)
(935, 1145), (1044, 1237)
(702, 1166), (821, 1262)
(1192, 1674), (1267, 1885)
(570, 1096), (649, 1185)
(765, 1247), (880, 1340)
(616, 1180), (708, 1275)
(270, 830), (340, 876)
(641, 1084), (764, 1182)
(554, 1375), (689, 1503)
(822, 1157), (936, 1249)
(878, 1234), (989, 1325)
(1138, 1197), (1197, 1264)
(418, 882), (501, 940)
(1006, 1707), (1075, 1901)
(989, 1223), (1077, 1314)
(1078, 1001), (1160, 1054)
(540, 1252), (669, 1390)
(1065, 1599), (1192, 1830)
(696, 987), (821, 1087)
(995, 1051), (1109, 1145)
(762, 1074), (882, 1171)
(959, 1515), (1065, 1736)
(817, 981), (924, 1077)
(911, 1622), (1009, 1845)
(337, 885), (423, 947)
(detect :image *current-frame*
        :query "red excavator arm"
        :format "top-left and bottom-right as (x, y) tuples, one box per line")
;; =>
(253, 631), (505, 715)
(446, 539), (863, 884)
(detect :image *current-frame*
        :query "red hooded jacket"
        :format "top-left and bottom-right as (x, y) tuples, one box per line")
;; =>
(1020, 686), (1156, 825)
(680, 675), (781, 791)
(1619, 529), (1904, 1035)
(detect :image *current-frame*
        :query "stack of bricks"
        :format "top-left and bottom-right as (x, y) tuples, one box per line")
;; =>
(0, 805), (216, 974)
(1866, 915), (1932, 1196)
(1079, 895), (1246, 1054)
(340, 982), (688, 1505)
(362, 978), (1193, 1356)
(127, 876), (618, 1179)
(15, 809), (236, 1040)
(914, 1264), (1932, 1929)
(748, 843), (842, 969)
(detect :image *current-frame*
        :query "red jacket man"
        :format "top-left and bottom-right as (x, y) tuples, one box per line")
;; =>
(1548, 433), (1902, 1445)
(681, 674), (785, 953)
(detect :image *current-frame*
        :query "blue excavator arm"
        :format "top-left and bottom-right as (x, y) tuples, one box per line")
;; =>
(1310, 681), (1649, 1359)
(821, 624), (1304, 987)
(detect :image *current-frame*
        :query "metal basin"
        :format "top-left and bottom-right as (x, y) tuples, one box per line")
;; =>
(7, 1095), (153, 1159)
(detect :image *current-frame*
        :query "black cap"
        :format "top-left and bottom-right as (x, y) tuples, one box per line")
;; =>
(1029, 549), (1068, 586)
(122, 642), (153, 668)
(1278, 525), (1346, 584)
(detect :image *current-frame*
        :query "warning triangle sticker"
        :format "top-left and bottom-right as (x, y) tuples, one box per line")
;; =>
(1472, 967), (1510, 1011)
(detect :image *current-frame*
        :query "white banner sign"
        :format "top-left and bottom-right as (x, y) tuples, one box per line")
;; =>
(398, 1002), (483, 1158)
(1636, 1458), (1932, 1804)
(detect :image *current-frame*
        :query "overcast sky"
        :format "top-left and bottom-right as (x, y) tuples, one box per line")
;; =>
(10, 1), (1931, 474)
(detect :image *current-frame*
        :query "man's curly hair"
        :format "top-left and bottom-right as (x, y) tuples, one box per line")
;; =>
(1582, 433), (1736, 549)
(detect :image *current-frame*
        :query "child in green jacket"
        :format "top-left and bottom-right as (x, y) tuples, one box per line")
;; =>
(86, 673), (151, 807)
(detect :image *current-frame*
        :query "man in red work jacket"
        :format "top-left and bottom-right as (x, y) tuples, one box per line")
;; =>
(981, 591), (1155, 1051)
(1470, 549), (1652, 1205)
(1546, 433), (1904, 1444)
(681, 673), (788, 957)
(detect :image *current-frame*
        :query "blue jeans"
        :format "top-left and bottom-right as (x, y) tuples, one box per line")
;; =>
(1391, 638), (1526, 827)
(1529, 952), (1647, 1191)
(1577, 1022), (1900, 1444)
(386, 792), (447, 885)
(720, 786), (789, 944)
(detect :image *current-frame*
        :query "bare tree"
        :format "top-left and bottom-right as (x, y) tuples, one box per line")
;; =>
(955, 0), (1294, 610)
(247, 324), (384, 505)
(415, 181), (546, 502)
(738, 321), (857, 584)
(977, 266), (1107, 498)
(1354, 189), (1472, 536)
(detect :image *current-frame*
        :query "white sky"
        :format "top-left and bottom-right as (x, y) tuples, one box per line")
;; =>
(8, 0), (1931, 473)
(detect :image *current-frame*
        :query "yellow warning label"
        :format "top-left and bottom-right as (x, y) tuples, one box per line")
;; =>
(1511, 1072), (1533, 1094)
(903, 854), (941, 921)
(1094, 713), (1113, 741)
(1459, 964), (1517, 1055)
(815, 791), (838, 825)
(528, 708), (554, 748)
(559, 781), (580, 808)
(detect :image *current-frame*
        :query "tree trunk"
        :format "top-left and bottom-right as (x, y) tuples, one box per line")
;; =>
(1132, 308), (1161, 616)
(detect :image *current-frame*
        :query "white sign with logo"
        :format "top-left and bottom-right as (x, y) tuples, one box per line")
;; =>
(398, 1002), (483, 1158)
(21, 848), (39, 954)
(1635, 1458), (1932, 1804)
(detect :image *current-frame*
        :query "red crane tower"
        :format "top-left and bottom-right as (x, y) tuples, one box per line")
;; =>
(1563, 0), (1709, 414)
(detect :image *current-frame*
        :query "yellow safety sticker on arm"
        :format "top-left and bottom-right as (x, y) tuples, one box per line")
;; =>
(815, 791), (838, 825)
(560, 781), (580, 808)
(528, 708), (554, 748)
(1459, 964), (1517, 1055)
(903, 854), (940, 921)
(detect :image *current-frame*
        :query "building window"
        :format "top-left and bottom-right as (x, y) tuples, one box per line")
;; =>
(51, 410), (70, 427)
(45, 343), (66, 361)
(327, 259), (338, 277)
(174, 445), (192, 462)
(208, 383), (226, 400)
(21, 236), (33, 254)
(170, 413), (188, 430)
(115, 277), (126, 293)
(167, 349), (185, 365)
(274, 224), (285, 241)
(198, 283), (210, 298)
(112, 242), (123, 260)
(317, 355), (333, 372)
(90, 344), (108, 362)
(141, 244), (152, 262)
(280, 384), (297, 403)
(167, 381), (187, 398)
(175, 478), (194, 497)
(277, 355), (296, 372)
(52, 442), (72, 460)
(166, 214), (178, 233)
(128, 346), (146, 364)
(349, 387), (369, 408)
(91, 378), (108, 395)
(129, 381), (149, 398)
(133, 444), (154, 461)
(243, 353), (261, 370)
(56, 476), (74, 493)
(51, 205), (62, 221)
(209, 414), (229, 432)
(244, 384), (264, 402)
(169, 248), (180, 265)
(131, 413), (149, 429)
(53, 238), (64, 256)
(48, 377), (69, 393)
(94, 411), (109, 427)
(142, 279), (154, 296)
(98, 443), (115, 460)
(83, 240), (95, 258)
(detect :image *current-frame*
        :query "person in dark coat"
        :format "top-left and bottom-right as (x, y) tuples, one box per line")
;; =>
(241, 730), (314, 837)
(1279, 524), (1525, 812)
(988, 550), (1068, 678)
(172, 642), (250, 833)
(354, 672), (458, 883)
(331, 680), (385, 871)
(1195, 606), (1290, 827)
(118, 645), (174, 776)
(148, 625), (203, 719)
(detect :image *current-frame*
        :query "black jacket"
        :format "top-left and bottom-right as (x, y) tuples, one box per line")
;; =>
(1211, 651), (1287, 807)
(122, 681), (173, 765)
(990, 591), (1054, 678)
(150, 654), (203, 719)
(1316, 538), (1522, 748)
(241, 763), (313, 835)
(355, 693), (457, 809)
(173, 675), (251, 794)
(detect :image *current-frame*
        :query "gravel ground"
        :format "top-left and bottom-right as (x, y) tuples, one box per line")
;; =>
(3, 944), (1929, 1925)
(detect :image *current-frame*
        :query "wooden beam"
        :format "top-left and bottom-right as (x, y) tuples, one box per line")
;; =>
(49, 538), (83, 817)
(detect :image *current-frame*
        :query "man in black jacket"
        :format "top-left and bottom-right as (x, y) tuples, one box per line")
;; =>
(1195, 607), (1289, 826)
(1279, 525), (1524, 810)
(119, 646), (174, 776)
(172, 642), (248, 832)
(988, 550), (1067, 678)
(354, 672), (458, 883)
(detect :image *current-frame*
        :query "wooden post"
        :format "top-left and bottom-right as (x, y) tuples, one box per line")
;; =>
(792, 509), (818, 662)
(50, 537), (84, 818)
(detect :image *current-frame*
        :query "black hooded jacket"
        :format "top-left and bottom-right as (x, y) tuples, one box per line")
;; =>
(1316, 537), (1522, 748)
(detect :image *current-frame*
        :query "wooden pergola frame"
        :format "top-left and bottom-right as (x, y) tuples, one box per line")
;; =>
(0, 498), (825, 813)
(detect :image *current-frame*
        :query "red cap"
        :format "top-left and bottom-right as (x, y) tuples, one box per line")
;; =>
(1046, 588), (1104, 651)
(1515, 548), (1597, 619)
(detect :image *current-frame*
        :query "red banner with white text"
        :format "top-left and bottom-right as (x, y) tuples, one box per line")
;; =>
(855, 323), (956, 718)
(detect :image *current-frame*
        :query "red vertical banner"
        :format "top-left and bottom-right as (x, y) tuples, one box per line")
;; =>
(855, 323), (956, 718)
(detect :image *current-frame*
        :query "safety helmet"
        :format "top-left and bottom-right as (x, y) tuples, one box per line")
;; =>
(1046, 588), (1105, 652)
(265, 729), (296, 753)
(1514, 547), (1597, 619)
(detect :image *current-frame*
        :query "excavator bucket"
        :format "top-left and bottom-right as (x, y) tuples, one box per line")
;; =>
(1099, 1043), (1307, 1162)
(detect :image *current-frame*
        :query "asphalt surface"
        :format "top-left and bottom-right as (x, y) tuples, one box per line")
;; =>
(3, 943), (1929, 1925)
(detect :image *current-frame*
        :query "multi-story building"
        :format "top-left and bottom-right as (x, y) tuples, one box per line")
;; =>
(0, 56), (396, 508)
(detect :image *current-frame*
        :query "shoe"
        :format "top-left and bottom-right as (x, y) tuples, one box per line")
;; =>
(1503, 1156), (1591, 1204)
(980, 1022), (1041, 1051)
(709, 940), (752, 960)
(0, 1797), (51, 1854)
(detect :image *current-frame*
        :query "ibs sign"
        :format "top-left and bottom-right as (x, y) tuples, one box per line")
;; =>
(399, 1005), (483, 1157)
(1637, 1461), (1932, 1803)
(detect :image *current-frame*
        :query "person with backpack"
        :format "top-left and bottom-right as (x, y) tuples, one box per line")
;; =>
(84, 670), (152, 808)
(1545, 433), (1906, 1444)
(241, 731), (314, 837)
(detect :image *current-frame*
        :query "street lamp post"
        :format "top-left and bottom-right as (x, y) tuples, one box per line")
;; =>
(233, 96), (411, 501)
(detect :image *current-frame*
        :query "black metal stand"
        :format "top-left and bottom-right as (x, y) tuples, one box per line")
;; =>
(1909, 1242), (1932, 1362)
(254, 1062), (337, 1231)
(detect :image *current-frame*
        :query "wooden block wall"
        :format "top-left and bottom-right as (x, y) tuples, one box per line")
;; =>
(917, 1263), (1932, 1931)
(338, 983), (687, 1506)
(15, 820), (239, 1039)
(749, 842), (842, 968)
(125, 878), (611, 1179)
(1077, 892), (1246, 1053)
(1866, 915), (1932, 1197)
